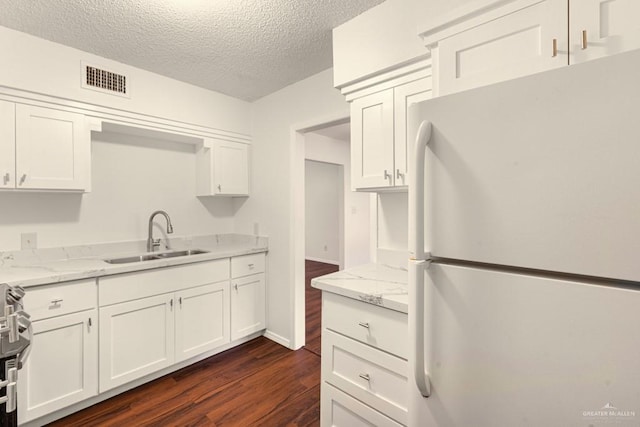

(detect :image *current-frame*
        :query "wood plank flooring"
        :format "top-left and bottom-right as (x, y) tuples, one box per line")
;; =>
(48, 260), (338, 427)
(305, 260), (339, 356)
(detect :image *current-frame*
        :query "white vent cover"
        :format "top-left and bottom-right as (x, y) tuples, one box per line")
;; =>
(81, 62), (129, 98)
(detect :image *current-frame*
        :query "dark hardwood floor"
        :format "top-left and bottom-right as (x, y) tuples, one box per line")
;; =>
(305, 260), (339, 356)
(49, 260), (338, 427)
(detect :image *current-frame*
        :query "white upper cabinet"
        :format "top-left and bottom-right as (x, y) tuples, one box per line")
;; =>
(0, 100), (15, 189)
(570, 0), (640, 63)
(196, 140), (249, 197)
(421, 0), (640, 95)
(435, 0), (567, 96)
(348, 65), (432, 192)
(351, 90), (395, 190)
(0, 101), (91, 191)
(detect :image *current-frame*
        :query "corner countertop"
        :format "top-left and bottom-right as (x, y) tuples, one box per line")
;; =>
(311, 263), (408, 313)
(0, 234), (267, 288)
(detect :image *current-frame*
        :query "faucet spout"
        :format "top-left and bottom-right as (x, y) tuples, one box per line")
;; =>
(147, 210), (174, 252)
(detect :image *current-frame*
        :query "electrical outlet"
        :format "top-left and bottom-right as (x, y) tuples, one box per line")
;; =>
(21, 232), (38, 250)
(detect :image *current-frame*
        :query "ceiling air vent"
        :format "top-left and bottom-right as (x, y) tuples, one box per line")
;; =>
(81, 62), (130, 98)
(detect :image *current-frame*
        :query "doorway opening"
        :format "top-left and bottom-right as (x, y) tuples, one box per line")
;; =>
(291, 116), (372, 350)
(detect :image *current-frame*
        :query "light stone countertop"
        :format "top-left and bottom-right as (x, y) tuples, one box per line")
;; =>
(0, 234), (267, 288)
(311, 263), (408, 313)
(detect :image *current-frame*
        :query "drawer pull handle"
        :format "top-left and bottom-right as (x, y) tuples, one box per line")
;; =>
(358, 322), (370, 329)
(50, 298), (63, 305)
(359, 373), (371, 381)
(248, 263), (254, 269)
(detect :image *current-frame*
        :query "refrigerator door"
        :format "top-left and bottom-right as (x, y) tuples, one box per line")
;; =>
(410, 263), (640, 426)
(411, 49), (640, 282)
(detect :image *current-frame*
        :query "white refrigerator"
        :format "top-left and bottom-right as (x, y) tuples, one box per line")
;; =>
(408, 48), (640, 426)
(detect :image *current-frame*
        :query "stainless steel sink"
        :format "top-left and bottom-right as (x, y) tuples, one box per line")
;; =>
(104, 249), (209, 264)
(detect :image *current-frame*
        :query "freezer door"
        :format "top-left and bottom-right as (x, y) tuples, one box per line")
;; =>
(410, 263), (640, 426)
(412, 49), (640, 282)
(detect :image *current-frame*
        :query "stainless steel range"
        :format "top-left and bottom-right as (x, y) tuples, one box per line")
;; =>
(0, 284), (32, 426)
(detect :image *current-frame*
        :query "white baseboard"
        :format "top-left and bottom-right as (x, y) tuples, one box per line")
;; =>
(305, 256), (339, 266)
(263, 329), (292, 349)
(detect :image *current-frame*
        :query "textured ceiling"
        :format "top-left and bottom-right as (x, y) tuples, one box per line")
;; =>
(0, 0), (385, 101)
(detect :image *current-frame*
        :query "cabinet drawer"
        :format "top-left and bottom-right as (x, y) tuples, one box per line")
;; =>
(99, 259), (229, 306)
(321, 383), (403, 427)
(323, 292), (408, 359)
(322, 330), (408, 425)
(231, 253), (265, 278)
(25, 279), (96, 321)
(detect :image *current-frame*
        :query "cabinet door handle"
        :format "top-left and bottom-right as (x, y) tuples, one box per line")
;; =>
(358, 321), (370, 329)
(396, 169), (404, 180)
(217, 184), (222, 192)
(581, 30), (588, 50)
(551, 38), (558, 57)
(170, 298), (174, 308)
(359, 373), (371, 382)
(50, 298), (63, 305)
(384, 169), (391, 181)
(88, 317), (92, 328)
(248, 263), (254, 269)
(19, 174), (27, 185)
(234, 283), (238, 291)
(179, 297), (182, 307)
(2, 173), (9, 185)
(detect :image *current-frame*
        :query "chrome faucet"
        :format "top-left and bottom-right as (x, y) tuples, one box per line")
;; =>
(147, 210), (174, 252)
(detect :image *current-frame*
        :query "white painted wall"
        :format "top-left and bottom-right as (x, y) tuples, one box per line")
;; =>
(305, 160), (341, 265)
(0, 26), (250, 135)
(332, 0), (474, 87)
(305, 132), (370, 269)
(233, 69), (349, 348)
(377, 192), (408, 251)
(0, 132), (235, 251)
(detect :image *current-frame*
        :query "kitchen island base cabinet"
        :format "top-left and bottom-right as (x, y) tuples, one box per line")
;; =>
(175, 282), (230, 362)
(19, 309), (98, 424)
(99, 294), (175, 393)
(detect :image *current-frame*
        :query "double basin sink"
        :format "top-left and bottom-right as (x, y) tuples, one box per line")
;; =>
(104, 249), (209, 264)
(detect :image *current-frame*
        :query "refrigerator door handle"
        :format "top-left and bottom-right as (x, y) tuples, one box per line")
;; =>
(409, 120), (433, 398)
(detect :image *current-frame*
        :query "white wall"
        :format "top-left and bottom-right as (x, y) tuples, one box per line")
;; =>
(305, 132), (370, 269)
(332, 0), (474, 87)
(233, 69), (349, 348)
(0, 26), (250, 135)
(0, 132), (235, 251)
(305, 160), (341, 265)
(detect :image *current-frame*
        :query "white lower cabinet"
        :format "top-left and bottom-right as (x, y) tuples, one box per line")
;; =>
(175, 282), (230, 362)
(231, 273), (266, 341)
(19, 280), (98, 424)
(99, 293), (175, 392)
(322, 384), (403, 427)
(320, 292), (408, 427)
(19, 254), (267, 424)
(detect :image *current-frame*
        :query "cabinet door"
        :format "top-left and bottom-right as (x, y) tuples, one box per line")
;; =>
(231, 273), (266, 341)
(15, 104), (90, 191)
(99, 294), (175, 392)
(570, 0), (640, 63)
(18, 309), (98, 424)
(393, 77), (433, 186)
(0, 100), (15, 189)
(437, 0), (567, 95)
(175, 282), (230, 362)
(214, 141), (249, 196)
(351, 89), (395, 190)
